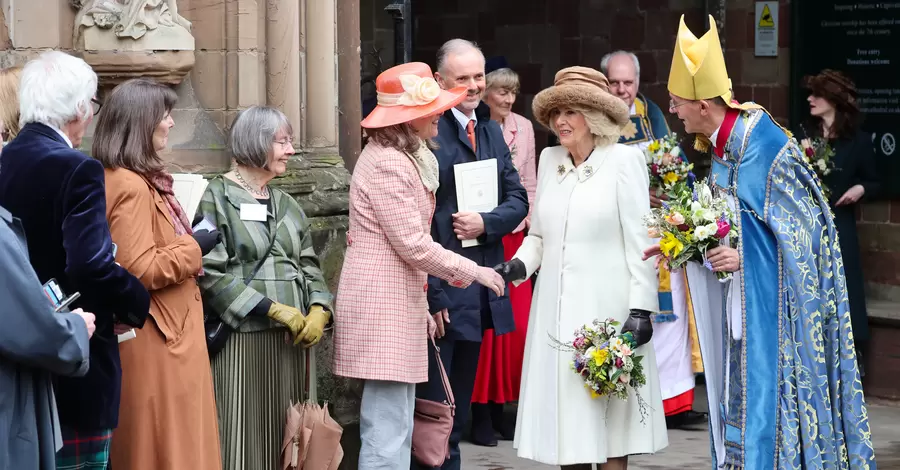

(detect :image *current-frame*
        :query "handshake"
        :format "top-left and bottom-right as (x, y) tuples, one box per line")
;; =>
(266, 302), (330, 347)
(492, 258), (527, 284)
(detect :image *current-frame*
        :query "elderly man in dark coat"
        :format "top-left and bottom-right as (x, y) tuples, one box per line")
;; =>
(0, 204), (95, 470)
(0, 51), (150, 469)
(414, 39), (528, 470)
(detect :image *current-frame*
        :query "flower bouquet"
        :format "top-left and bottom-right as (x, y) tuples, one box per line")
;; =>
(644, 133), (695, 196)
(551, 318), (650, 424)
(799, 137), (836, 199)
(643, 179), (737, 281)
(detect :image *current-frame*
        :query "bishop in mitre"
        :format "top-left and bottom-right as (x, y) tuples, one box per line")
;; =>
(645, 15), (876, 469)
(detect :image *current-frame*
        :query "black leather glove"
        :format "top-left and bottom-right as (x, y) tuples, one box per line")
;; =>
(192, 229), (222, 256)
(493, 258), (527, 284)
(621, 309), (653, 347)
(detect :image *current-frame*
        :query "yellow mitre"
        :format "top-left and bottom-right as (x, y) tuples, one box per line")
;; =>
(668, 14), (753, 108)
(667, 15), (791, 150)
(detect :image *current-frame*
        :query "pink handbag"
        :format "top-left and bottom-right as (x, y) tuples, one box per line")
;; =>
(411, 338), (455, 467)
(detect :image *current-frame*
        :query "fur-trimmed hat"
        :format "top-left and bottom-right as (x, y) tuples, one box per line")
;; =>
(803, 69), (858, 113)
(532, 66), (629, 130)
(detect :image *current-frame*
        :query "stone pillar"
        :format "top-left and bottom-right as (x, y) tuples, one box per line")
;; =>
(337, 0), (361, 171)
(305, 0), (337, 149)
(266, 0), (303, 142)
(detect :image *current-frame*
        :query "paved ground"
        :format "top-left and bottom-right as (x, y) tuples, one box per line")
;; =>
(462, 400), (900, 469)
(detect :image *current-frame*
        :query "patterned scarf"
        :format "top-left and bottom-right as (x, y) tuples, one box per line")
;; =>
(406, 140), (440, 193)
(145, 170), (203, 275)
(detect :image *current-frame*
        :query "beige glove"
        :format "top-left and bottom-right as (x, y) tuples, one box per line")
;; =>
(267, 302), (307, 338)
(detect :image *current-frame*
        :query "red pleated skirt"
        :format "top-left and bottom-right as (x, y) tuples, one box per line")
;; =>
(472, 230), (532, 404)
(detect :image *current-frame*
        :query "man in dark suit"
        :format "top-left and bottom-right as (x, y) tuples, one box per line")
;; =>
(414, 39), (528, 470)
(0, 51), (150, 470)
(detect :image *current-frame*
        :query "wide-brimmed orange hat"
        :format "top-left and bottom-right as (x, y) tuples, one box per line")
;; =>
(361, 62), (467, 129)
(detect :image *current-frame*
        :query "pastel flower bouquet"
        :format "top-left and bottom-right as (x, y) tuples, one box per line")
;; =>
(799, 136), (836, 199)
(644, 133), (695, 195)
(551, 318), (650, 424)
(643, 179), (737, 281)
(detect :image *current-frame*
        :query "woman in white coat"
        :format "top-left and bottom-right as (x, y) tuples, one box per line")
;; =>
(494, 66), (667, 469)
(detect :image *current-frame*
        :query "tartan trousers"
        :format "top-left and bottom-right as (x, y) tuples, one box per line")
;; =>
(56, 426), (113, 470)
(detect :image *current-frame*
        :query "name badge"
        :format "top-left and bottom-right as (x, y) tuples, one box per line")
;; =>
(240, 203), (268, 222)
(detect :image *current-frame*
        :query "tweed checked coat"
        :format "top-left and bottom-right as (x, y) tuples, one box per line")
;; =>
(333, 141), (479, 383)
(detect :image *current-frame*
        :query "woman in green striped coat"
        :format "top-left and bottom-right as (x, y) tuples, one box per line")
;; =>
(197, 106), (334, 470)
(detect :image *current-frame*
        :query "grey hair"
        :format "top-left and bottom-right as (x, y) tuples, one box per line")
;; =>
(436, 39), (483, 74)
(229, 106), (293, 168)
(19, 51), (97, 129)
(600, 50), (641, 81)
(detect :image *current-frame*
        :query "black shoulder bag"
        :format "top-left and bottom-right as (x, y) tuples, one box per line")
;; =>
(203, 199), (278, 358)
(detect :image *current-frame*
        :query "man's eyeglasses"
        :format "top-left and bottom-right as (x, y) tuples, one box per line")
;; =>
(91, 98), (103, 116)
(669, 99), (691, 111)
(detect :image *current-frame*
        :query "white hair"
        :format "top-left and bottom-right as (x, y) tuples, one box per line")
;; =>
(436, 39), (483, 74)
(18, 51), (97, 129)
(600, 50), (641, 82)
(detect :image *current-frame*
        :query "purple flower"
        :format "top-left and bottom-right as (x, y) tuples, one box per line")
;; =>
(704, 259), (714, 271)
(615, 357), (624, 368)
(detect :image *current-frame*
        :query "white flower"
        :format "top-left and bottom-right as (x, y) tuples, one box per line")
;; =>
(698, 183), (713, 206)
(623, 356), (634, 372)
(695, 223), (717, 240)
(606, 324), (617, 335)
(396, 74), (441, 106)
(817, 159), (827, 171)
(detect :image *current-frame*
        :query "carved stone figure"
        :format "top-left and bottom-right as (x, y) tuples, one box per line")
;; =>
(71, 0), (195, 86)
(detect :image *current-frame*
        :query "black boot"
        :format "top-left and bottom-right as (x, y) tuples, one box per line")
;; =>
(469, 403), (498, 447)
(490, 402), (515, 440)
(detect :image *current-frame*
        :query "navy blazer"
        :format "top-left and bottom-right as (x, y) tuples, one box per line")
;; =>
(427, 103), (528, 342)
(0, 123), (150, 430)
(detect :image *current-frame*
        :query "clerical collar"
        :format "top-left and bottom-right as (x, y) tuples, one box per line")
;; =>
(451, 106), (477, 130)
(710, 123), (722, 146)
(629, 102), (636, 115)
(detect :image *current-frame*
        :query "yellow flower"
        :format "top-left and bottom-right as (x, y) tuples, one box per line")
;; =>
(590, 389), (601, 399)
(663, 172), (679, 185)
(648, 141), (660, 152)
(660, 232), (684, 258)
(591, 348), (609, 365)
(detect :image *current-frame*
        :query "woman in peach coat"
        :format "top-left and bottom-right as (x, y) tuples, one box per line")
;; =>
(333, 62), (506, 469)
(96, 79), (222, 470)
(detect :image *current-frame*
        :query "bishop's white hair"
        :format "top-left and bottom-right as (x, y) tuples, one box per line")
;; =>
(18, 51), (97, 129)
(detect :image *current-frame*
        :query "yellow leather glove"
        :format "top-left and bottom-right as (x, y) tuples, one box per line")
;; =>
(267, 302), (307, 338)
(295, 304), (331, 347)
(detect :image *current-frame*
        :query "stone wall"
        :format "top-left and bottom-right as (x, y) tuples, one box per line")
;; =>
(2, 0), (362, 439)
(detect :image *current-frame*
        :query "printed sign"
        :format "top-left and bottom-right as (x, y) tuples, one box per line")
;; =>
(755, 1), (779, 57)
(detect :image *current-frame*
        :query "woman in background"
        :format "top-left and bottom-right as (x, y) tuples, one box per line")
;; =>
(0, 65), (23, 149)
(469, 57), (537, 446)
(197, 106), (335, 470)
(95, 78), (222, 470)
(801, 69), (879, 375)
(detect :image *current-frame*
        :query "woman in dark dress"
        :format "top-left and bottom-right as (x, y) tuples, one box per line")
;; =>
(801, 69), (879, 373)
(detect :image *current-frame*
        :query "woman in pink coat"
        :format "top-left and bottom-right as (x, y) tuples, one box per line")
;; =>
(333, 62), (505, 470)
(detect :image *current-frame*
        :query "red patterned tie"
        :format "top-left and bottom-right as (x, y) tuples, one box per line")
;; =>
(466, 120), (477, 152)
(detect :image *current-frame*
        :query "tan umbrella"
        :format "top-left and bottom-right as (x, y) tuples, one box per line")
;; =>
(281, 401), (343, 470)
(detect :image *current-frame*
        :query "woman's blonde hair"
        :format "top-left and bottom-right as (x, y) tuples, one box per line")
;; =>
(485, 67), (520, 94)
(0, 66), (23, 140)
(548, 105), (621, 148)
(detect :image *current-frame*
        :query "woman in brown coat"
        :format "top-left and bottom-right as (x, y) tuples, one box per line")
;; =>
(94, 79), (223, 470)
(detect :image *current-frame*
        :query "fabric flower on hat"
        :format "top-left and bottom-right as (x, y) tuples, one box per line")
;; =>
(397, 74), (441, 106)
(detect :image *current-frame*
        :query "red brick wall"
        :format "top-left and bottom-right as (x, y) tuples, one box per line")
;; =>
(410, 0), (795, 155)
